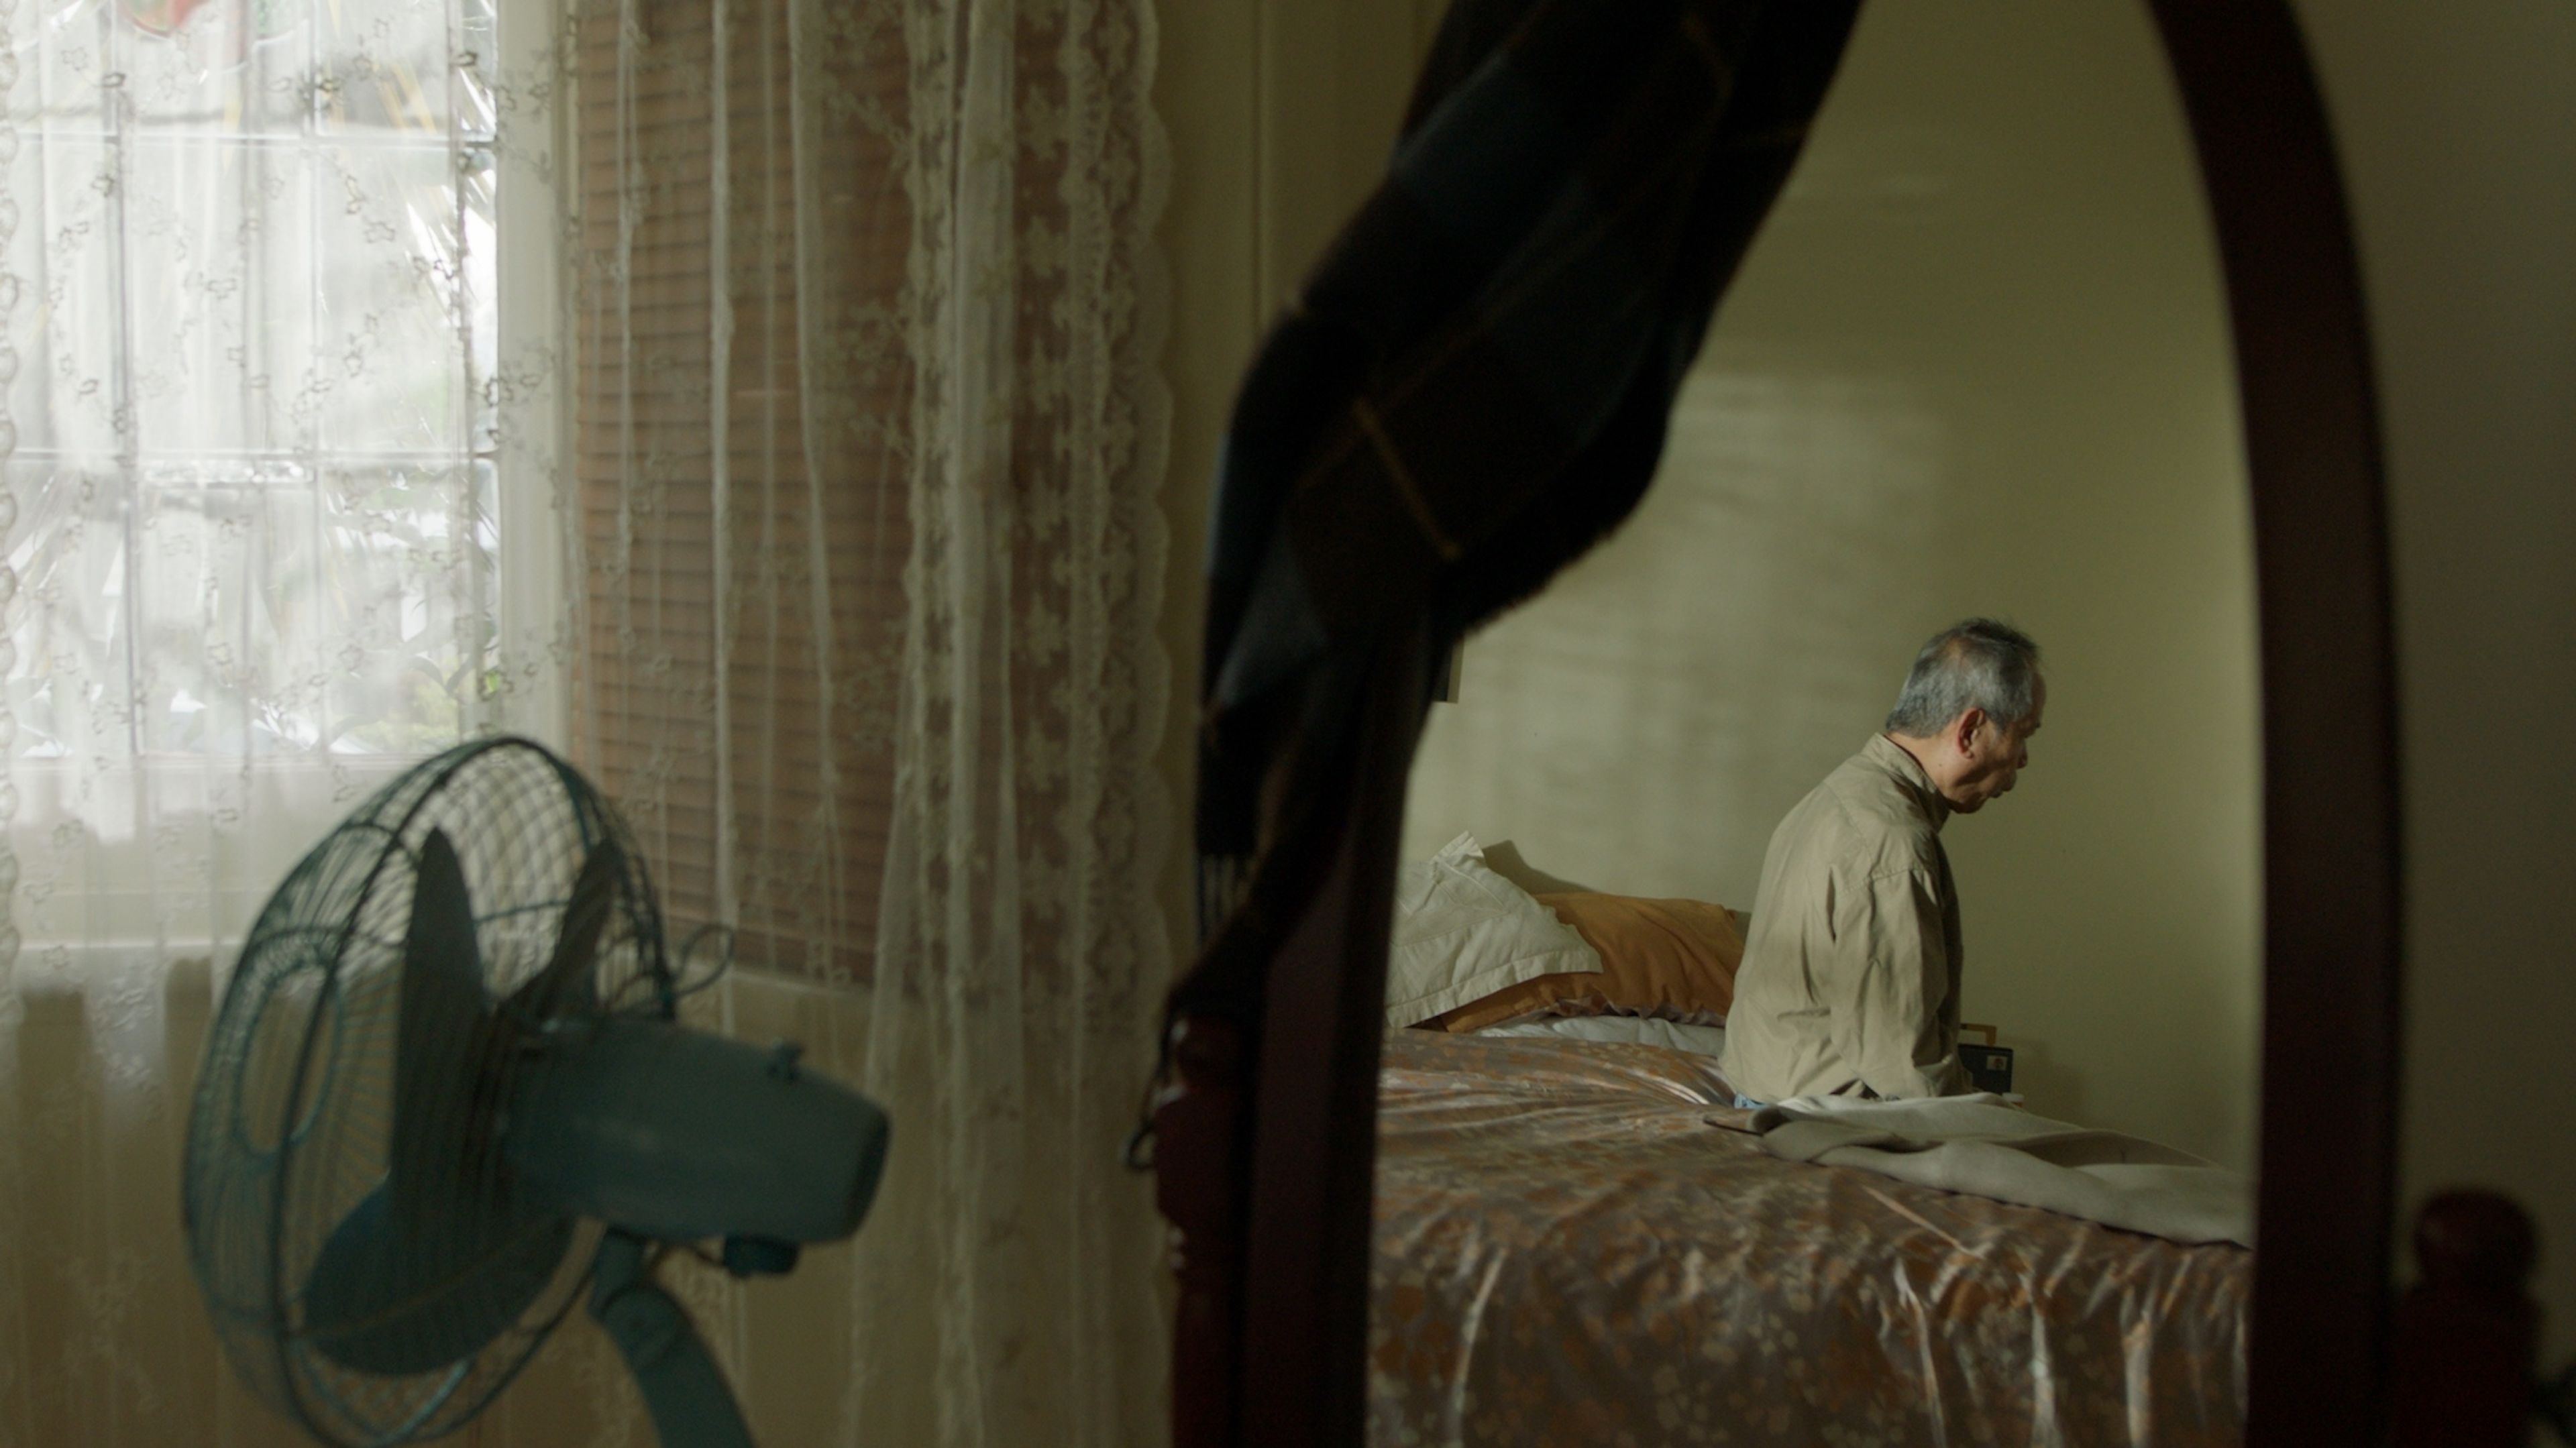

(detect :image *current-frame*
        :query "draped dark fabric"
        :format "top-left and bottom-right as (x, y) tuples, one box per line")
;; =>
(1159, 0), (1864, 1061)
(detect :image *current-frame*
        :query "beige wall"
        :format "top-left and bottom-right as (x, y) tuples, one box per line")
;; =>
(1152, 0), (1435, 941)
(1398, 1), (2265, 1173)
(2291, 0), (2576, 1363)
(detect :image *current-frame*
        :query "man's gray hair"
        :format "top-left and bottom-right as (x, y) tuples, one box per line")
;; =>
(1884, 619), (2044, 736)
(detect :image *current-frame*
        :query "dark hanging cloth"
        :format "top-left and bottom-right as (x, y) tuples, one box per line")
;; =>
(1157, 0), (1864, 1078)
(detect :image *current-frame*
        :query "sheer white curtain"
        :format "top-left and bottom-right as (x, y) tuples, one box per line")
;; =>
(0, 0), (571, 1439)
(0, 0), (1174, 1439)
(843, 0), (1175, 1437)
(567, 0), (1175, 1442)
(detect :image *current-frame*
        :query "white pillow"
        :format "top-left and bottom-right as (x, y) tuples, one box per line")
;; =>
(1384, 832), (1599, 1027)
(1472, 1014), (1730, 1059)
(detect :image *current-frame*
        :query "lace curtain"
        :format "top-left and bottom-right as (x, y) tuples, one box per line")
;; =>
(0, 0), (1174, 1440)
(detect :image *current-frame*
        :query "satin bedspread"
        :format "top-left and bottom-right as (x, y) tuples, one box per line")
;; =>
(1368, 1030), (2249, 1446)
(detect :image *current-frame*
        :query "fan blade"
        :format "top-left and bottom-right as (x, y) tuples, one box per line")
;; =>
(305, 1182), (574, 1376)
(303, 829), (582, 1377)
(502, 838), (623, 1022)
(392, 829), (490, 1203)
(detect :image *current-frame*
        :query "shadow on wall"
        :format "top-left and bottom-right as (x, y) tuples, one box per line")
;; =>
(1404, 366), (1945, 905)
(2003, 1034), (2092, 1126)
(1478, 838), (1599, 897)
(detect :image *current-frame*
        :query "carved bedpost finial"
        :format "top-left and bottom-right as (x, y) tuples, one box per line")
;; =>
(2416, 1189), (2539, 1293)
(2394, 1188), (2540, 1448)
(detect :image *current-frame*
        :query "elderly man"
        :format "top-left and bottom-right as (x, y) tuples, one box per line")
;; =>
(1719, 619), (2045, 1107)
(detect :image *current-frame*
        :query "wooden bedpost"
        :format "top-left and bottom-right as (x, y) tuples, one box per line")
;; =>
(2392, 1190), (2540, 1447)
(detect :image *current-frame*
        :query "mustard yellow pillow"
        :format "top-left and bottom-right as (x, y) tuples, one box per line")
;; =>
(1430, 892), (1745, 1033)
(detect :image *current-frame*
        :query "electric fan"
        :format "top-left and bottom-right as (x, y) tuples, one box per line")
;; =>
(182, 736), (890, 1448)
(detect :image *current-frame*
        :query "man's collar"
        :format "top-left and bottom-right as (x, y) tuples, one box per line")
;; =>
(1864, 733), (1951, 831)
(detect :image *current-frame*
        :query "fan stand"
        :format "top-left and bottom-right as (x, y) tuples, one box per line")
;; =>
(589, 1230), (756, 1448)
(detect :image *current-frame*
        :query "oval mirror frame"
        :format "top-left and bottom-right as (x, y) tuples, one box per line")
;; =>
(2148, 1), (2399, 1440)
(1171, 2), (2403, 1443)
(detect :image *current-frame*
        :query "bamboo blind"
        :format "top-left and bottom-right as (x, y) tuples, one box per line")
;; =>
(574, 0), (912, 984)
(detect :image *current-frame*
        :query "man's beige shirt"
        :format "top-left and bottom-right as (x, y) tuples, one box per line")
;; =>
(1719, 734), (1970, 1103)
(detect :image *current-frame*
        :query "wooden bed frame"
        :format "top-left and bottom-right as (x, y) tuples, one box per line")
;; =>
(1155, 2), (2548, 1443)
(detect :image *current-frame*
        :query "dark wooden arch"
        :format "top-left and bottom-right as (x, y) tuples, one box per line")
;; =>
(2144, 3), (2403, 1441)
(1158, 2), (2406, 1443)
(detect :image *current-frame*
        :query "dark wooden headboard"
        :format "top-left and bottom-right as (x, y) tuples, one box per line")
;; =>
(1154, 2), (2422, 1443)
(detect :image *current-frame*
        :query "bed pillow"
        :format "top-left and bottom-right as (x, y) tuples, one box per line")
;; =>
(1383, 833), (1602, 1027)
(1429, 892), (1746, 1033)
(1472, 1014), (1730, 1059)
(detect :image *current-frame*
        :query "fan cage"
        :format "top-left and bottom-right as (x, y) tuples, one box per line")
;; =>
(182, 736), (679, 1445)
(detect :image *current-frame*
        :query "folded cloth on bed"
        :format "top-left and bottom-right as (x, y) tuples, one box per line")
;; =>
(1732, 1093), (2253, 1247)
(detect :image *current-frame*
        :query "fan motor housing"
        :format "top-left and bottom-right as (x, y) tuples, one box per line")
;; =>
(505, 1016), (892, 1245)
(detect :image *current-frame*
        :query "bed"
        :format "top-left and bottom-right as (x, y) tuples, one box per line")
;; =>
(1367, 1029), (2249, 1445)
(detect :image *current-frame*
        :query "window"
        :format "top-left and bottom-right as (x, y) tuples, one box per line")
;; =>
(2, 0), (556, 948)
(0, 0), (912, 973)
